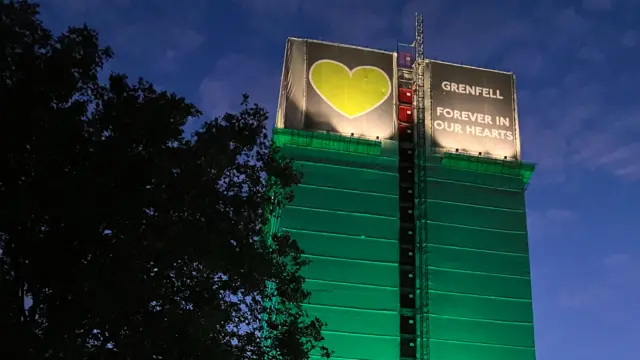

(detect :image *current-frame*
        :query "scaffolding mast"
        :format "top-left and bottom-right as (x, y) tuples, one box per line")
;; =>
(413, 12), (430, 360)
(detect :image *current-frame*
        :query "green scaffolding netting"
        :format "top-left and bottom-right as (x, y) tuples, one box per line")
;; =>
(272, 129), (537, 360)
(273, 128), (383, 156)
(419, 154), (536, 360)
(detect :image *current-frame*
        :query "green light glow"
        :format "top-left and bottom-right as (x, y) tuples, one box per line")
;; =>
(273, 129), (537, 360)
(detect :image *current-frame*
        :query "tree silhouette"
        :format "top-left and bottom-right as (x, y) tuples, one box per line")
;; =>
(0, 2), (330, 359)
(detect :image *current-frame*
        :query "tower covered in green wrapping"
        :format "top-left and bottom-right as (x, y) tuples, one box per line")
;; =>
(271, 32), (537, 360)
(417, 153), (535, 360)
(273, 129), (400, 359)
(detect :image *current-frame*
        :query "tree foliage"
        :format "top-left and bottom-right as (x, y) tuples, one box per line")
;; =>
(0, 1), (329, 359)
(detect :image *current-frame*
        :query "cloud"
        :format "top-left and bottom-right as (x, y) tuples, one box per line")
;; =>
(603, 254), (631, 267)
(400, 1), (536, 67)
(158, 28), (205, 70)
(613, 164), (640, 180)
(553, 7), (592, 34)
(233, 0), (640, 184)
(91, 0), (208, 72)
(578, 46), (606, 62)
(237, 0), (596, 71)
(500, 48), (544, 78)
(528, 208), (579, 225)
(582, 0), (613, 11)
(545, 209), (579, 221)
(233, 0), (302, 14)
(320, 9), (395, 50)
(236, 0), (397, 50)
(559, 254), (639, 312)
(527, 208), (579, 238)
(197, 54), (281, 126)
(520, 68), (640, 182)
(112, 24), (204, 71)
(570, 135), (640, 181)
(527, 7), (594, 55)
(558, 285), (612, 309)
(622, 30), (637, 47)
(519, 78), (598, 181)
(54, 0), (131, 13)
(591, 142), (640, 167)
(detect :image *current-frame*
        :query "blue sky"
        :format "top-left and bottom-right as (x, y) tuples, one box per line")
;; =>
(40, 0), (640, 359)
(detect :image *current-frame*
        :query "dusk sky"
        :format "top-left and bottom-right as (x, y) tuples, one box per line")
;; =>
(41, 0), (640, 359)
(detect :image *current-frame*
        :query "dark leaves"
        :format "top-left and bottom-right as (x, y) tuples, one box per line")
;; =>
(0, 1), (325, 360)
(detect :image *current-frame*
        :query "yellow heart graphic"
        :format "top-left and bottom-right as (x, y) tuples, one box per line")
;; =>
(309, 60), (391, 119)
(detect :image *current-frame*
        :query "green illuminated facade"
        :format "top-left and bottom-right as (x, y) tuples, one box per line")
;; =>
(272, 15), (538, 357)
(417, 152), (536, 360)
(274, 129), (400, 359)
(272, 128), (537, 360)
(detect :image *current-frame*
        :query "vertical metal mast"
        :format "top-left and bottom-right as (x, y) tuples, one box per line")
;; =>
(415, 15), (425, 148)
(413, 12), (430, 360)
